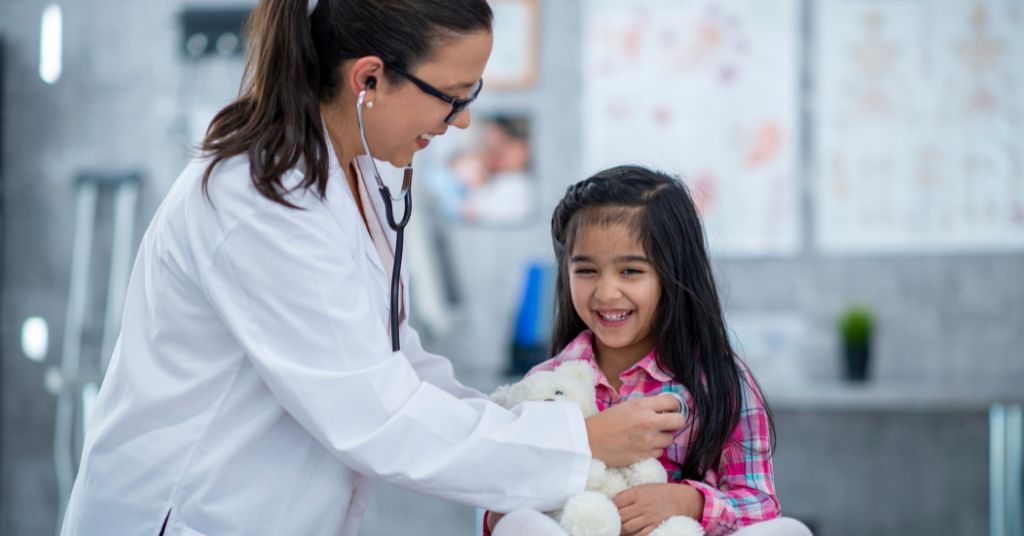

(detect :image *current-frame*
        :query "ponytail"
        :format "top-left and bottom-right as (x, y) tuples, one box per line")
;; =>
(199, 0), (492, 208)
(201, 0), (326, 208)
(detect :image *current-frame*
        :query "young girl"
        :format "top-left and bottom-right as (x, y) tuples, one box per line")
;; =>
(490, 165), (781, 536)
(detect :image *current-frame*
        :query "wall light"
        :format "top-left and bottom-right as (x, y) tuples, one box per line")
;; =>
(39, 4), (63, 84)
(21, 316), (49, 362)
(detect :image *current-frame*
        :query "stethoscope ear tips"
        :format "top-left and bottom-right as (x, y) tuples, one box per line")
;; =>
(359, 78), (377, 108)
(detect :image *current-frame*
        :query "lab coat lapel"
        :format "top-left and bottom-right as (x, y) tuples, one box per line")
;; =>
(319, 134), (388, 279)
(353, 155), (403, 253)
(319, 132), (406, 328)
(353, 156), (407, 327)
(351, 157), (396, 280)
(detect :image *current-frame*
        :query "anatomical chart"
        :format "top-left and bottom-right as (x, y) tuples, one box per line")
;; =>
(816, 0), (1024, 252)
(581, 0), (802, 256)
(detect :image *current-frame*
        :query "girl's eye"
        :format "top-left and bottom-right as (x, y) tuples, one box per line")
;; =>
(574, 268), (597, 275)
(622, 268), (644, 275)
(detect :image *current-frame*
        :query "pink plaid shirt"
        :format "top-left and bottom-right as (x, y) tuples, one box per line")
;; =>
(532, 330), (780, 535)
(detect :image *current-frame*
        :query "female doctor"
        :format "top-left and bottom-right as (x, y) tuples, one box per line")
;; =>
(60, 1), (687, 535)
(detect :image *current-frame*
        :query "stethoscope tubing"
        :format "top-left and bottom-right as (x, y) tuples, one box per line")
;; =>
(357, 87), (412, 352)
(383, 187), (411, 351)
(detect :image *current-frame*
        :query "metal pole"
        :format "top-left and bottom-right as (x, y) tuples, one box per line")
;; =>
(1007, 404), (1022, 536)
(55, 180), (98, 525)
(99, 177), (138, 372)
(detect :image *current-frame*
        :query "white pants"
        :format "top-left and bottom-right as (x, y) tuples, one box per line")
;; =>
(490, 510), (566, 536)
(490, 510), (813, 536)
(733, 517), (813, 536)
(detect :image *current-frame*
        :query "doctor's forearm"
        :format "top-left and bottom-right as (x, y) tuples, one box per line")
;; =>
(328, 381), (590, 511)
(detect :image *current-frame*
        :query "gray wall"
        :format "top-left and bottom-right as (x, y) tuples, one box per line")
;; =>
(2, 0), (1022, 535)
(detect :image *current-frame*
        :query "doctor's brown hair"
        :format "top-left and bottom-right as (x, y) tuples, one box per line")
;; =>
(200, 0), (493, 207)
(549, 165), (775, 481)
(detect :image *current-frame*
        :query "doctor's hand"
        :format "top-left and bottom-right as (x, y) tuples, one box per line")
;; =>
(584, 395), (686, 468)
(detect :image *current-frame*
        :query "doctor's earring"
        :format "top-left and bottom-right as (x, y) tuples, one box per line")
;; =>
(365, 100), (374, 109)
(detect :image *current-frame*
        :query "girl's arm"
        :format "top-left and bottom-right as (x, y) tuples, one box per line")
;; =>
(682, 379), (780, 535)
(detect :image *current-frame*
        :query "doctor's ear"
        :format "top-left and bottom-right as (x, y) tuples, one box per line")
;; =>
(347, 56), (385, 100)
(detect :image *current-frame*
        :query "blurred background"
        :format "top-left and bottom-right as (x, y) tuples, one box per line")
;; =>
(1, 0), (1022, 534)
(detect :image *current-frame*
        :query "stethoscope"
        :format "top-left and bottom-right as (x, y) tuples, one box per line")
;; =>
(357, 79), (412, 352)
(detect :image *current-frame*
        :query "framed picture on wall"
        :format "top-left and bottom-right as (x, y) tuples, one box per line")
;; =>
(484, 0), (540, 89)
(421, 113), (537, 226)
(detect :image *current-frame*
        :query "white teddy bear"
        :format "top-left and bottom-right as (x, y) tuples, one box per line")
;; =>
(491, 360), (704, 536)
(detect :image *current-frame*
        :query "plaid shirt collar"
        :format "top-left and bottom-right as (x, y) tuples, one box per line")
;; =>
(558, 330), (674, 384)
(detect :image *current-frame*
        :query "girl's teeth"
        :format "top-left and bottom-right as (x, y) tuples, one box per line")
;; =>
(600, 311), (630, 321)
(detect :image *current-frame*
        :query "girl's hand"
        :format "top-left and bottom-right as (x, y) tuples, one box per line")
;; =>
(585, 395), (686, 467)
(613, 483), (705, 536)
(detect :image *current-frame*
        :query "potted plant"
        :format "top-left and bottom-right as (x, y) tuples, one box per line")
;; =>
(839, 306), (874, 381)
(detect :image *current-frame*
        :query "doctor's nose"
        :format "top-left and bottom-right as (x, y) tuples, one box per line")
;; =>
(450, 109), (472, 130)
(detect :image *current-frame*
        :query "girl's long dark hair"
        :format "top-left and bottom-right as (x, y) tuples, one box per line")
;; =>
(550, 165), (774, 480)
(200, 0), (492, 207)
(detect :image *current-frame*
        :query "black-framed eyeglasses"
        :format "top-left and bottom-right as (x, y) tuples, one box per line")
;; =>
(386, 63), (483, 124)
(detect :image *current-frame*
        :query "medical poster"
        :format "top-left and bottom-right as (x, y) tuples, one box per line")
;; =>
(581, 0), (801, 257)
(816, 0), (1024, 253)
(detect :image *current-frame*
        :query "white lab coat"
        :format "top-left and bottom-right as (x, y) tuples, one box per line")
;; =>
(60, 145), (590, 536)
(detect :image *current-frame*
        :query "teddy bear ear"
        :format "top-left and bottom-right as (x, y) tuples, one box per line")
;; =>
(556, 360), (596, 386)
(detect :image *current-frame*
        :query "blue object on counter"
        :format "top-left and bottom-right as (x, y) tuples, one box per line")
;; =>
(509, 261), (555, 375)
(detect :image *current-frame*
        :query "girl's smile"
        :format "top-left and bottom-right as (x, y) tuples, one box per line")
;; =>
(594, 309), (633, 325)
